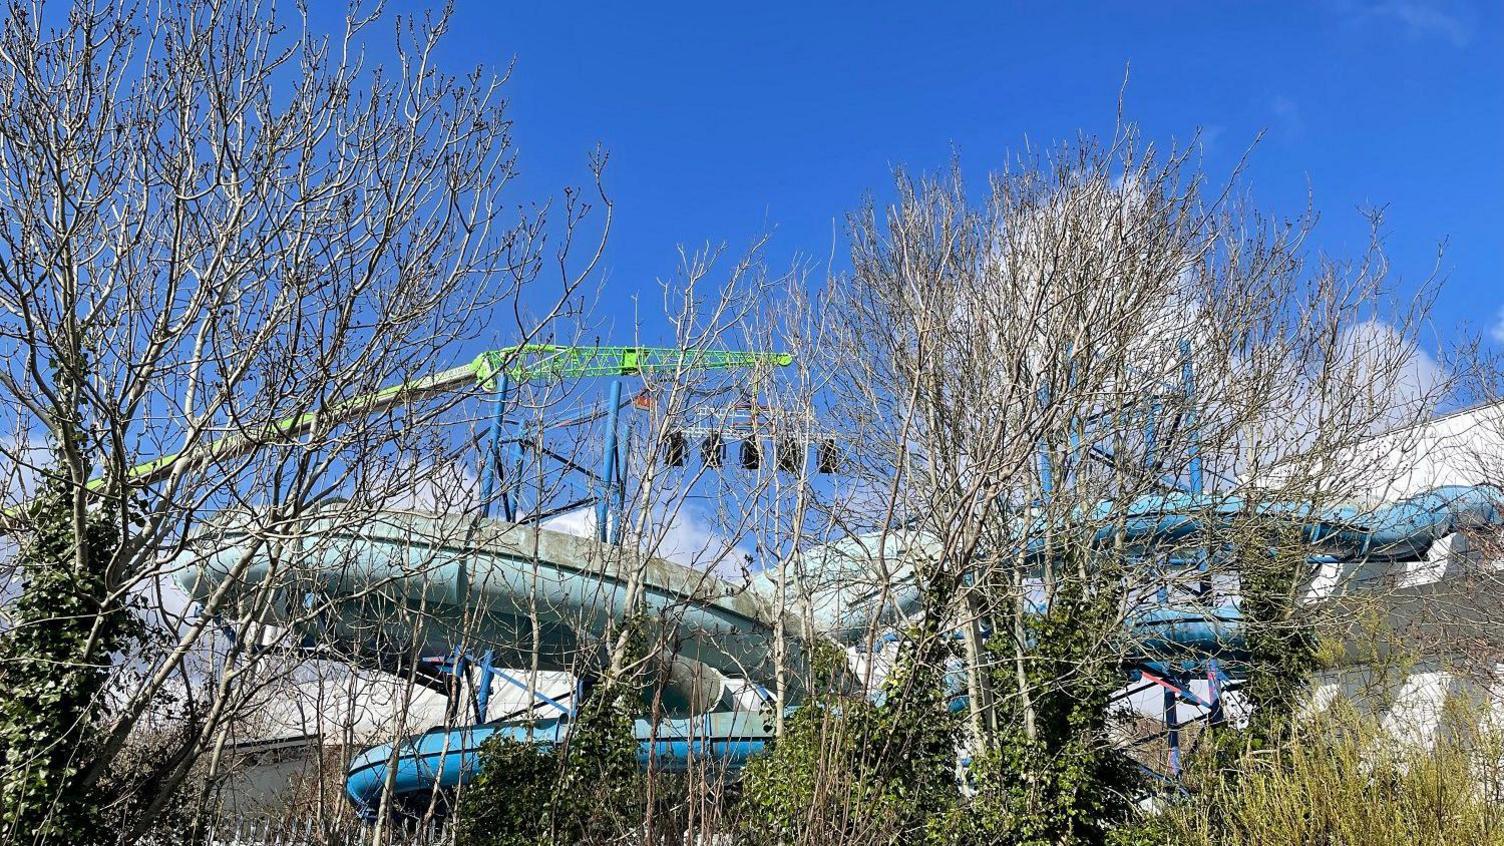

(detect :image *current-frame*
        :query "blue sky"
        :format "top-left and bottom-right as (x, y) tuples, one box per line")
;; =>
(369, 1), (1503, 354)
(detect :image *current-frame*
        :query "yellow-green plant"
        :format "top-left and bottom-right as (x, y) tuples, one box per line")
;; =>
(1128, 700), (1504, 846)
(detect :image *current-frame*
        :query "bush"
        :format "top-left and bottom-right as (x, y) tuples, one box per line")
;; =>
(454, 663), (648, 846)
(1124, 702), (1504, 846)
(452, 734), (560, 846)
(965, 573), (1141, 846)
(0, 473), (141, 845)
(736, 637), (960, 846)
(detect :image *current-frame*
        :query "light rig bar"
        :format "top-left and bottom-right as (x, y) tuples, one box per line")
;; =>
(105, 345), (793, 489)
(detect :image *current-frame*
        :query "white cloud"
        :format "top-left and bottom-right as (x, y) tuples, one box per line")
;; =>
(1489, 305), (1504, 345)
(650, 504), (752, 577)
(133, 571), (196, 635)
(1270, 95), (1305, 140)
(543, 503), (751, 579)
(0, 436), (49, 509)
(1235, 318), (1446, 489)
(1197, 125), (1226, 156)
(1369, 0), (1473, 47)
(362, 455), (479, 513)
(542, 506), (596, 539)
(1336, 319), (1444, 427)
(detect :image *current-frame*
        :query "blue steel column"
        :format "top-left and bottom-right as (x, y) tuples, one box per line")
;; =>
(479, 373), (510, 519)
(1181, 340), (1210, 599)
(475, 649), (496, 722)
(1206, 661), (1226, 727)
(1180, 340), (1201, 493)
(1144, 400), (1161, 475)
(596, 380), (623, 544)
(504, 418), (524, 522)
(614, 434), (627, 545)
(1164, 679), (1181, 775)
(1037, 384), (1054, 503)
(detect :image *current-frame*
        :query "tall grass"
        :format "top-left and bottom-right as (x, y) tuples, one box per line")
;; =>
(1135, 701), (1504, 846)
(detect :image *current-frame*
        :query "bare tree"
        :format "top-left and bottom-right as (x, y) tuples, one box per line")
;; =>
(0, 1), (605, 842)
(782, 124), (1448, 842)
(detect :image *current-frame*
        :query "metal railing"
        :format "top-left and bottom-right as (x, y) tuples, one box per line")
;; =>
(202, 819), (449, 846)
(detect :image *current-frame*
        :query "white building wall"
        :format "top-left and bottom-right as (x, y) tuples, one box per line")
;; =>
(1305, 402), (1504, 745)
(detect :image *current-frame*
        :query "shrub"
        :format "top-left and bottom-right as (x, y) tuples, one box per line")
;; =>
(965, 571), (1141, 846)
(1124, 702), (1504, 846)
(452, 734), (560, 846)
(736, 637), (960, 846)
(452, 681), (648, 846)
(0, 472), (141, 845)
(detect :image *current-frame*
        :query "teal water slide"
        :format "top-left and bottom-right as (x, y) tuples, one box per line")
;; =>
(174, 484), (1504, 819)
(149, 342), (1504, 819)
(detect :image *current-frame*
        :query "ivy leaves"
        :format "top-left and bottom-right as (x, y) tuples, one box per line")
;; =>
(0, 474), (138, 844)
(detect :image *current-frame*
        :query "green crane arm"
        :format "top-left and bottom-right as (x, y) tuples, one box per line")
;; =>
(111, 345), (792, 489)
(474, 344), (794, 387)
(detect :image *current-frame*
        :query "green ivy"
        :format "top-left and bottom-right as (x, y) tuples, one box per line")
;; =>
(963, 564), (1141, 846)
(451, 732), (565, 846)
(0, 472), (139, 844)
(1149, 534), (1321, 837)
(453, 679), (648, 846)
(556, 678), (648, 842)
(455, 614), (652, 846)
(1237, 539), (1319, 745)
(736, 636), (961, 846)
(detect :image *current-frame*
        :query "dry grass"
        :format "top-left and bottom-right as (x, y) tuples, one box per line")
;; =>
(1142, 701), (1504, 846)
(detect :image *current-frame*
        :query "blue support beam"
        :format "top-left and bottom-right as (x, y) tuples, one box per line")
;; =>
(1180, 340), (1202, 494)
(1037, 384), (1054, 504)
(1164, 682), (1181, 775)
(475, 650), (496, 722)
(1206, 659), (1226, 727)
(597, 380), (623, 544)
(505, 419), (524, 522)
(1180, 339), (1212, 598)
(478, 374), (511, 520)
(1144, 400), (1160, 474)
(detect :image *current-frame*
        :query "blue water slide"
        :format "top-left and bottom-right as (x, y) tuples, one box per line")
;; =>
(1128, 604), (1246, 662)
(344, 712), (773, 821)
(343, 603), (1250, 818)
(174, 485), (1504, 819)
(1032, 484), (1503, 561)
(175, 513), (818, 714)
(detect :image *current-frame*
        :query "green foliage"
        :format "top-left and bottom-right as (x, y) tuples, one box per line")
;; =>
(1174, 534), (1324, 792)
(555, 680), (648, 842)
(452, 732), (561, 846)
(736, 636), (961, 846)
(1237, 537), (1319, 744)
(0, 472), (139, 845)
(1123, 702), (1504, 846)
(455, 614), (650, 846)
(453, 682), (648, 846)
(965, 569), (1141, 846)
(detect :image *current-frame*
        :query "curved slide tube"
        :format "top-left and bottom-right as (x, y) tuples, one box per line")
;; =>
(344, 712), (772, 820)
(1032, 484), (1504, 563)
(344, 604), (1250, 819)
(176, 512), (817, 714)
(174, 485), (1504, 819)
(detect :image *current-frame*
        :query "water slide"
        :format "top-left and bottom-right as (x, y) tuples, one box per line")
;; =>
(175, 485), (1503, 819)
(343, 712), (772, 818)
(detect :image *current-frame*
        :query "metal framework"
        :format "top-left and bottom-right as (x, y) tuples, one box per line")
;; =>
(462, 345), (795, 721)
(162, 337), (1504, 819)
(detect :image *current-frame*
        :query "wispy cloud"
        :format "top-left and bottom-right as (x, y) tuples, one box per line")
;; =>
(1196, 124), (1226, 156)
(1489, 305), (1504, 345)
(544, 503), (752, 578)
(1366, 0), (1474, 47)
(1269, 95), (1305, 141)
